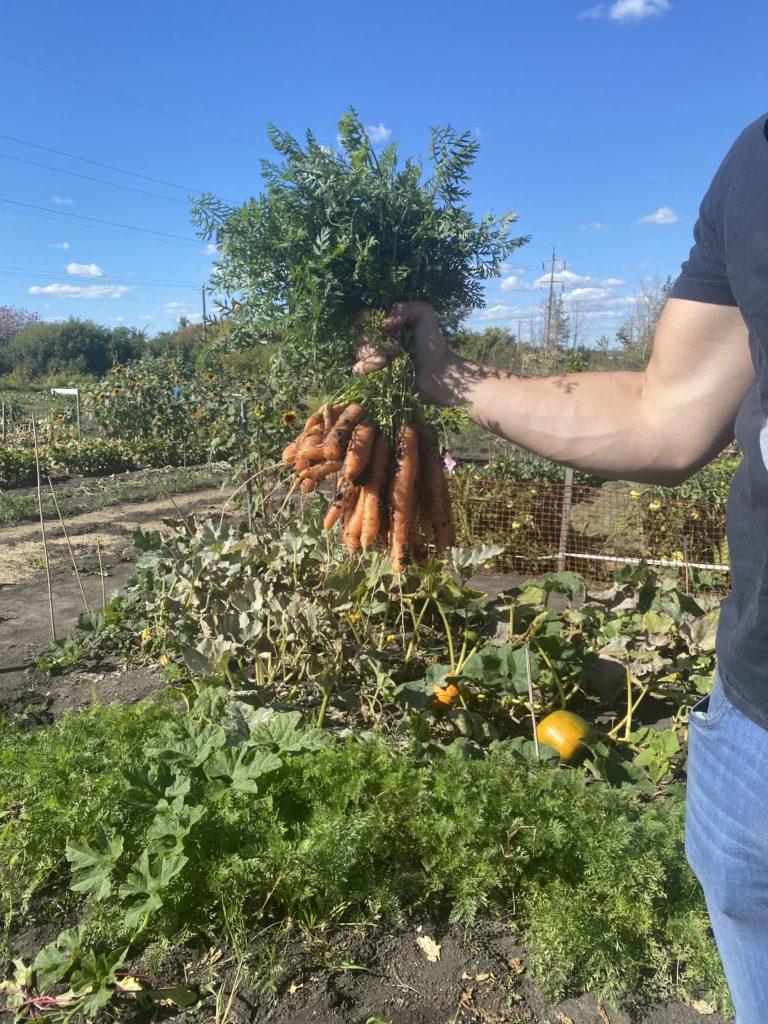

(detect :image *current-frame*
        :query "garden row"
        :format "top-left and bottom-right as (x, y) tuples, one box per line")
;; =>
(2, 491), (732, 1017)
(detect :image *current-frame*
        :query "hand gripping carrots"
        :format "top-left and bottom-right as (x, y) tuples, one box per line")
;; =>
(281, 395), (455, 571)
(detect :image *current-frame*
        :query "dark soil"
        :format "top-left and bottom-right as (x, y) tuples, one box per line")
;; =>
(0, 492), (733, 1023)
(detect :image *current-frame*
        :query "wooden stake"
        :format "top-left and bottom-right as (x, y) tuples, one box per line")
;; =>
(525, 642), (539, 758)
(48, 476), (90, 613)
(32, 416), (56, 641)
(96, 541), (106, 611)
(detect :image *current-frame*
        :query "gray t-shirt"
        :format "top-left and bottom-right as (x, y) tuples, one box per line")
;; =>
(670, 112), (768, 729)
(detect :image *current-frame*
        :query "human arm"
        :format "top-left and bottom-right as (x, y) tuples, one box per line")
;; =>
(355, 298), (755, 485)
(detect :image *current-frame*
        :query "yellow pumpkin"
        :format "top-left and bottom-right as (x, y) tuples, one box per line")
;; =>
(536, 710), (593, 762)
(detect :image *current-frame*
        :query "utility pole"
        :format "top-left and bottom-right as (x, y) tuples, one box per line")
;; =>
(542, 246), (567, 351)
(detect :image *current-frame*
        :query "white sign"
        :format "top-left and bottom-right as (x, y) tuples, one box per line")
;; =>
(50, 388), (80, 396)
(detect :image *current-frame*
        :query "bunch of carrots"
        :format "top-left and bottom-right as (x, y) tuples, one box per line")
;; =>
(281, 401), (455, 572)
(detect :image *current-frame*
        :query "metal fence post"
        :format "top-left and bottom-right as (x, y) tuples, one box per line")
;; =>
(556, 467), (574, 573)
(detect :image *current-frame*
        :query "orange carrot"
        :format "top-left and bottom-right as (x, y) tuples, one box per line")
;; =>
(300, 477), (317, 493)
(303, 409), (324, 432)
(359, 431), (391, 549)
(323, 477), (350, 530)
(388, 424), (419, 572)
(281, 440), (298, 466)
(340, 420), (377, 483)
(346, 482), (366, 547)
(299, 458), (342, 482)
(341, 483), (362, 553)
(323, 403), (366, 461)
(418, 424), (454, 554)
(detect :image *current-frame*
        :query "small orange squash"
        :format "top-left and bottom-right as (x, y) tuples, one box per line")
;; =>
(536, 710), (593, 762)
(433, 682), (461, 708)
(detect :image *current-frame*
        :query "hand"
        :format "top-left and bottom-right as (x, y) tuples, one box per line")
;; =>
(352, 301), (450, 402)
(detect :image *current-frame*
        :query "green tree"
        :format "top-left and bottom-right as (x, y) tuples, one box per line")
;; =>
(0, 305), (40, 345)
(614, 278), (673, 371)
(1, 319), (116, 382)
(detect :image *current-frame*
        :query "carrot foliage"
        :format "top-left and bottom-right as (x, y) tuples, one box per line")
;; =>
(192, 109), (528, 390)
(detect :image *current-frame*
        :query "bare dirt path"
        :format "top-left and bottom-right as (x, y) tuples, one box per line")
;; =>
(0, 484), (234, 720)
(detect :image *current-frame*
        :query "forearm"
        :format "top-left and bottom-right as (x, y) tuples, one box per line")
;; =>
(421, 352), (732, 485)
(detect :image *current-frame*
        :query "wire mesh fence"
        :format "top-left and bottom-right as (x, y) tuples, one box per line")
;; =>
(449, 472), (730, 590)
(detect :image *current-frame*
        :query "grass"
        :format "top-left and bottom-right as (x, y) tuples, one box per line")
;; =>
(0, 466), (226, 525)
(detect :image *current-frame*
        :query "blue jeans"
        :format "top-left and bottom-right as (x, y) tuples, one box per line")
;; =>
(686, 671), (768, 1022)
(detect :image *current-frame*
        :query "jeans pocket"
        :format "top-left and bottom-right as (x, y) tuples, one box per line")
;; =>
(689, 671), (729, 729)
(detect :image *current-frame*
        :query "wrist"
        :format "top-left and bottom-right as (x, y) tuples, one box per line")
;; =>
(417, 349), (467, 407)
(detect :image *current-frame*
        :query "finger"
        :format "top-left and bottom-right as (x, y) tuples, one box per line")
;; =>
(352, 352), (389, 375)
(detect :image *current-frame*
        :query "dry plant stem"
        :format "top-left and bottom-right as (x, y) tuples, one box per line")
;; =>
(47, 476), (90, 613)
(525, 642), (540, 758)
(218, 461), (283, 527)
(606, 665), (653, 742)
(96, 541), (106, 610)
(32, 416), (55, 641)
(533, 638), (568, 709)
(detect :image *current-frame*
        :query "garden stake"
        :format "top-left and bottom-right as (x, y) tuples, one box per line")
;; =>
(47, 476), (90, 613)
(32, 416), (56, 641)
(96, 541), (106, 611)
(525, 642), (539, 758)
(240, 401), (254, 532)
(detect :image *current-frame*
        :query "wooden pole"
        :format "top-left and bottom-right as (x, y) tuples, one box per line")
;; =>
(96, 541), (106, 611)
(557, 467), (574, 573)
(32, 416), (56, 641)
(241, 400), (254, 532)
(48, 476), (90, 613)
(525, 642), (539, 758)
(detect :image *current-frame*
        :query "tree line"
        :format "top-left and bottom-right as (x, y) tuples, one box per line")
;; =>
(0, 280), (671, 387)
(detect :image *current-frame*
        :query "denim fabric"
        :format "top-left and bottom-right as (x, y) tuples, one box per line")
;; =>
(686, 671), (768, 1022)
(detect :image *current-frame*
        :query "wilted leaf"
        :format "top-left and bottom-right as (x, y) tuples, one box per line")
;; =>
(415, 935), (441, 962)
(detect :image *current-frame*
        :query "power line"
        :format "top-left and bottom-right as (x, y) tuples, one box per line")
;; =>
(0, 131), (238, 202)
(0, 197), (203, 246)
(0, 265), (202, 288)
(0, 50), (261, 150)
(0, 151), (189, 205)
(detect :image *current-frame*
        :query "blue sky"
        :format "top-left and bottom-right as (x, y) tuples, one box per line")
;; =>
(1, 0), (767, 345)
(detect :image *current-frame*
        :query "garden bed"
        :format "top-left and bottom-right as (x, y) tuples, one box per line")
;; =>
(0, 498), (733, 1022)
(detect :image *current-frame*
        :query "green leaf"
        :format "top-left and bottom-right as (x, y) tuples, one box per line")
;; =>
(33, 927), (84, 990)
(250, 711), (329, 753)
(66, 835), (124, 901)
(203, 745), (282, 797)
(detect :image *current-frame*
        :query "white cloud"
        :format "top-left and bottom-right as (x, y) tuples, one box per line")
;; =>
(365, 122), (392, 144)
(472, 303), (533, 322)
(637, 206), (679, 225)
(531, 270), (626, 290)
(580, 0), (670, 19)
(52, 195), (74, 205)
(164, 301), (186, 311)
(49, 241), (71, 250)
(138, 314), (155, 322)
(202, 243), (218, 256)
(66, 262), (104, 278)
(609, 0), (670, 19)
(28, 283), (130, 299)
(500, 275), (537, 293)
(579, 221), (608, 232)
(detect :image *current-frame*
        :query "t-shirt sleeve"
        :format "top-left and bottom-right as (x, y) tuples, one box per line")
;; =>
(669, 162), (737, 307)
